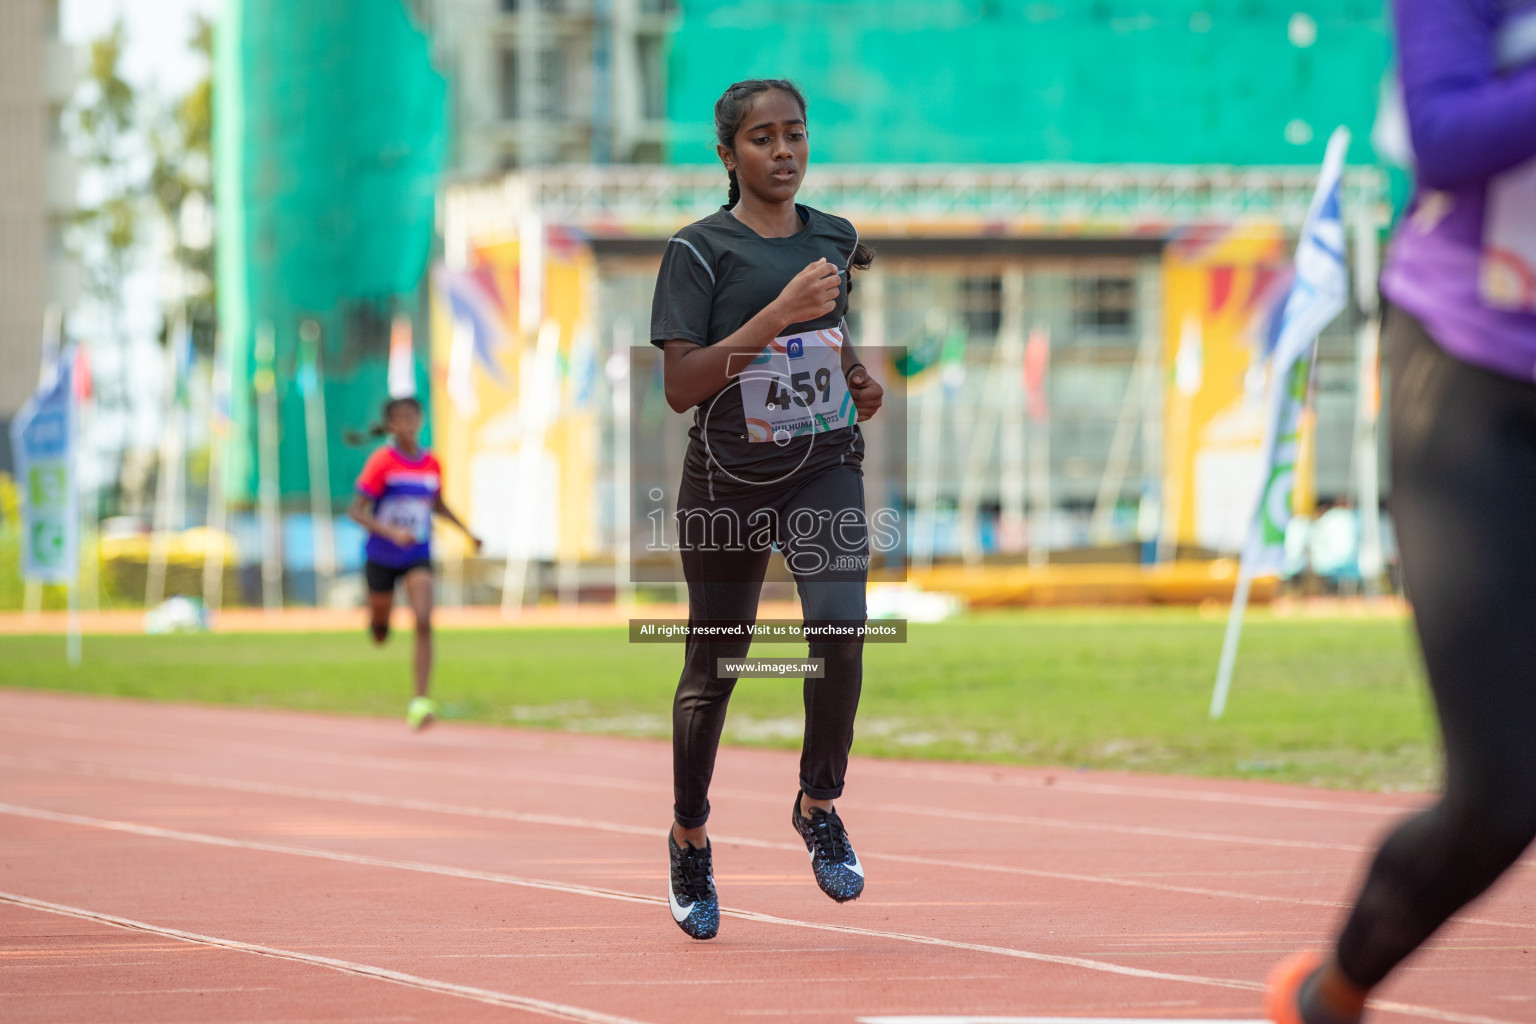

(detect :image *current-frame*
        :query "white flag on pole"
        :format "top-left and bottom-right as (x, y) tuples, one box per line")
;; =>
(388, 314), (416, 399)
(1211, 126), (1351, 718)
(1242, 127), (1352, 573)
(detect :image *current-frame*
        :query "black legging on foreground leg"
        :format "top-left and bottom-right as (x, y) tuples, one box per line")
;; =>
(672, 463), (868, 828)
(1334, 307), (1536, 988)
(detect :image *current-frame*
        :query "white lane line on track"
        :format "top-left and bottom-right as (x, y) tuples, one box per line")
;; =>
(857, 1018), (1267, 1023)
(0, 801), (1520, 1024)
(0, 697), (1418, 818)
(4, 751), (1528, 934)
(0, 720), (1370, 853)
(875, 765), (1420, 817)
(860, 802), (1368, 853)
(0, 890), (655, 1024)
(0, 706), (1415, 817)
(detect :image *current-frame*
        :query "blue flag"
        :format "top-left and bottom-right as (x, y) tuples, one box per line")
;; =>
(1242, 127), (1351, 573)
(9, 350), (78, 584)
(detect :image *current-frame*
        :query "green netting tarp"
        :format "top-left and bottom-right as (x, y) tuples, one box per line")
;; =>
(667, 1), (1390, 168)
(216, 0), (446, 505)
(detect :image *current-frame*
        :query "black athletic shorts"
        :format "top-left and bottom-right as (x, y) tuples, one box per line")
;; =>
(364, 559), (432, 594)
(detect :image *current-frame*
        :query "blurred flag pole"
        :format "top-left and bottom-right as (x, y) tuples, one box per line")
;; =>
(911, 311), (955, 571)
(74, 339), (99, 614)
(1090, 308), (1161, 546)
(1137, 265), (1166, 565)
(996, 272), (1028, 555)
(203, 330), (231, 619)
(66, 342), (81, 666)
(1024, 326), (1051, 568)
(1212, 126), (1352, 719)
(300, 319), (337, 607)
(444, 313), (476, 609)
(503, 316), (559, 616)
(255, 321), (283, 612)
(22, 307), (63, 619)
(910, 321), (941, 571)
(609, 319), (635, 608)
(146, 316), (193, 610)
(502, 212), (546, 617)
(1351, 205), (1385, 595)
(957, 288), (1018, 566)
(557, 320), (596, 607)
(388, 313), (417, 400)
(1157, 313), (1203, 564)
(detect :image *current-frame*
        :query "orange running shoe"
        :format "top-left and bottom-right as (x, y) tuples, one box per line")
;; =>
(1266, 951), (1326, 1024)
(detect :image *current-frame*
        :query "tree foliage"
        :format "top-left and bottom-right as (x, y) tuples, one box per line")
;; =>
(69, 20), (140, 312)
(149, 14), (216, 354)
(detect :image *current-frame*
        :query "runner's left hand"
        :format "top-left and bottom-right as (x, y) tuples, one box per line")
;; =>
(848, 367), (883, 422)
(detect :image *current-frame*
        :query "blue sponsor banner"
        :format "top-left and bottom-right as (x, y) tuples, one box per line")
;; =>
(9, 354), (77, 584)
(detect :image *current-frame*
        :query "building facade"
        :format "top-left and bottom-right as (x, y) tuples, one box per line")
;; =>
(0, 0), (77, 466)
(428, 2), (1397, 578)
(417, 0), (675, 174)
(654, 1), (1395, 549)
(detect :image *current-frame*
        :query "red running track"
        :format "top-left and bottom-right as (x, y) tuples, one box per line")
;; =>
(1, 688), (1531, 1024)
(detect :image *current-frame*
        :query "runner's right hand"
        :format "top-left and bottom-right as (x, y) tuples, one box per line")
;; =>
(386, 526), (416, 547)
(774, 259), (841, 325)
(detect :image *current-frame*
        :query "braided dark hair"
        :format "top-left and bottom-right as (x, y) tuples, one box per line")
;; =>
(345, 396), (422, 446)
(713, 79), (874, 273)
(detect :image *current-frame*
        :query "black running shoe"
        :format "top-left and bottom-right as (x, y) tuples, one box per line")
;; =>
(791, 792), (864, 903)
(667, 832), (719, 940)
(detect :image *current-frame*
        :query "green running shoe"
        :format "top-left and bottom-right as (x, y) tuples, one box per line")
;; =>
(407, 696), (437, 731)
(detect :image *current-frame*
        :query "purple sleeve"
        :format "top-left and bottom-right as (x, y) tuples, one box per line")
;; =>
(1395, 0), (1536, 189)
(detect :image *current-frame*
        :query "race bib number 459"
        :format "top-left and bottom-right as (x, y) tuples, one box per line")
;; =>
(739, 328), (854, 444)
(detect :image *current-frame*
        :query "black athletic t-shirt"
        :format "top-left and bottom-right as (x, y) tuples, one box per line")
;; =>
(650, 204), (864, 499)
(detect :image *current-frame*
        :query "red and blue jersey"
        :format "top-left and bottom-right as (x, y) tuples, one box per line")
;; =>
(355, 446), (442, 568)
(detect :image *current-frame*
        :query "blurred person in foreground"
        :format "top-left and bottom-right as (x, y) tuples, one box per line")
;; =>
(1267, 1), (1536, 1021)
(347, 397), (481, 731)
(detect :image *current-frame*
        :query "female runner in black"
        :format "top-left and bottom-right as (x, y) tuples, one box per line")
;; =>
(1267, 1), (1536, 1020)
(650, 79), (884, 940)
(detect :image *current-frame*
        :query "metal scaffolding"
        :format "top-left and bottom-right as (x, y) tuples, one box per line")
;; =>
(419, 0), (673, 174)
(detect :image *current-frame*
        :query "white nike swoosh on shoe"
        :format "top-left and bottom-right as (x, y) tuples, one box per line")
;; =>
(668, 884), (693, 923)
(808, 846), (865, 878)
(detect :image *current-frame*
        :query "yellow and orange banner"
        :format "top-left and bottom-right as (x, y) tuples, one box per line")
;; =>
(1160, 225), (1290, 554)
(429, 227), (602, 564)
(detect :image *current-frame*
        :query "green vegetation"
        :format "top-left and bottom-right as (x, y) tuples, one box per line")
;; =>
(0, 610), (1437, 791)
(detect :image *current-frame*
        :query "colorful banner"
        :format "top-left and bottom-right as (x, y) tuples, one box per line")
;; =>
(9, 353), (78, 584)
(429, 227), (601, 563)
(1161, 226), (1290, 554)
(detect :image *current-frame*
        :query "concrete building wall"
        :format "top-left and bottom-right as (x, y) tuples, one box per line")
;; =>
(0, 0), (75, 462)
(0, 0), (49, 426)
(420, 0), (674, 175)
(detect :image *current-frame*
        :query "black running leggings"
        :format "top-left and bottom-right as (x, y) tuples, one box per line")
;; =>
(671, 463), (868, 828)
(1334, 307), (1536, 988)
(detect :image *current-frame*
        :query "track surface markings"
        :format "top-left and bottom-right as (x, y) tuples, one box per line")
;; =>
(1, 891), (653, 1024)
(858, 1018), (1268, 1024)
(1, 689), (1529, 1024)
